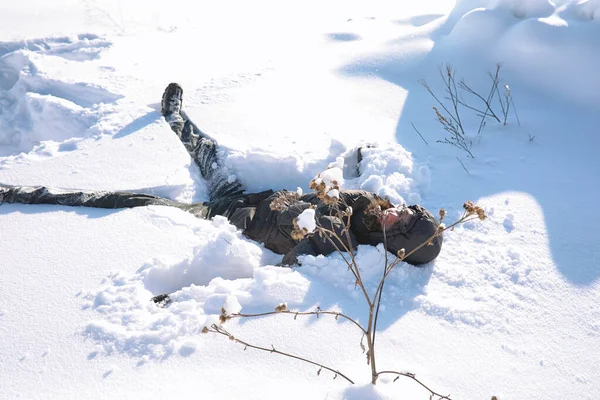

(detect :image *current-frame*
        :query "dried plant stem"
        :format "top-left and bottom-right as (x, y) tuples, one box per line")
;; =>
(411, 122), (429, 145)
(370, 222), (389, 366)
(208, 324), (355, 384)
(373, 212), (480, 300)
(318, 226), (373, 307)
(377, 371), (451, 399)
(443, 65), (467, 138)
(231, 310), (367, 335)
(206, 190), (486, 398)
(421, 62), (518, 158)
(456, 157), (470, 174)
(511, 95), (521, 127)
(421, 80), (461, 131)
(458, 63), (502, 132)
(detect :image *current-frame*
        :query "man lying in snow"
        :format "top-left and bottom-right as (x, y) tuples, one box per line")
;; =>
(0, 83), (442, 269)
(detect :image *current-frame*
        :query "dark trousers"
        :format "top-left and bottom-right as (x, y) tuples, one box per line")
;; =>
(165, 110), (244, 201)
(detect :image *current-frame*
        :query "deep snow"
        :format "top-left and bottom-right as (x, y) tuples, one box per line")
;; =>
(1, 1), (599, 399)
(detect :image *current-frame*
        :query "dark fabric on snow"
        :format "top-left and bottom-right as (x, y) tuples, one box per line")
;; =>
(0, 183), (179, 209)
(1, 94), (442, 267)
(166, 111), (244, 201)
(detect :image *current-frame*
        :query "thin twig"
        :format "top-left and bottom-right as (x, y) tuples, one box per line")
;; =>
(420, 80), (462, 129)
(371, 216), (389, 355)
(511, 93), (521, 127)
(458, 76), (501, 125)
(504, 90), (511, 126)
(477, 65), (502, 134)
(231, 310), (367, 335)
(454, 98), (489, 116)
(456, 157), (470, 174)
(446, 65), (466, 139)
(495, 83), (507, 123)
(374, 212), (480, 298)
(209, 324), (355, 384)
(377, 370), (451, 399)
(318, 226), (373, 307)
(411, 122), (429, 145)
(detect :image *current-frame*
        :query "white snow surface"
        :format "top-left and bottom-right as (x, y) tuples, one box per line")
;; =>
(1, 1), (599, 399)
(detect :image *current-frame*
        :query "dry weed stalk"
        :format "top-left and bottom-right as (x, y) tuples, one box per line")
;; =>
(420, 63), (520, 157)
(204, 171), (487, 399)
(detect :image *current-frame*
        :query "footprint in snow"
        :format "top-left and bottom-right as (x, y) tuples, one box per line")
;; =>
(326, 32), (362, 42)
(504, 214), (515, 233)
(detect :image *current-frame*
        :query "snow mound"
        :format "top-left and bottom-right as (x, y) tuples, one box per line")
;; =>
(441, 0), (600, 107)
(562, 0), (600, 21)
(142, 216), (265, 294)
(353, 143), (425, 205)
(83, 254), (309, 358)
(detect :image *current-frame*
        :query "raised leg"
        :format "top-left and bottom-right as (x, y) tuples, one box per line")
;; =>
(161, 83), (245, 201)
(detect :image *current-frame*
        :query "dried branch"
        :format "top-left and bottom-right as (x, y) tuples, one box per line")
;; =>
(419, 79), (462, 129)
(456, 157), (470, 174)
(495, 82), (507, 124)
(209, 172), (487, 395)
(373, 207), (484, 300)
(317, 226), (373, 307)
(231, 309), (367, 335)
(422, 66), (474, 158)
(443, 64), (467, 139)
(377, 370), (451, 399)
(458, 65), (501, 126)
(411, 122), (429, 145)
(508, 86), (521, 127)
(421, 63), (520, 158)
(208, 324), (355, 384)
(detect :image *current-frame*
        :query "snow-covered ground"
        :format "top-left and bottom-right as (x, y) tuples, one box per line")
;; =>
(1, 0), (599, 399)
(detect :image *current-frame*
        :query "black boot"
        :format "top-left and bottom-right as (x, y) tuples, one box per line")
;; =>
(161, 83), (183, 116)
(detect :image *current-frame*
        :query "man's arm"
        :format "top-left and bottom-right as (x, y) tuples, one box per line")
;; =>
(0, 184), (178, 209)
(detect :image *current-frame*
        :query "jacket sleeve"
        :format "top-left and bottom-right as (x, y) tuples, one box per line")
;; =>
(280, 214), (359, 266)
(0, 184), (178, 209)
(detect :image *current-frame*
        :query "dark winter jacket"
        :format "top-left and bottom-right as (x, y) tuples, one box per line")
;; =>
(199, 189), (442, 266)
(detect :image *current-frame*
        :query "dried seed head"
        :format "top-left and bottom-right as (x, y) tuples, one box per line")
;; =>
(463, 200), (476, 214)
(322, 194), (339, 205)
(439, 208), (446, 220)
(437, 223), (446, 233)
(269, 191), (300, 211)
(275, 303), (288, 313)
(476, 207), (487, 220)
(229, 335), (235, 341)
(219, 307), (231, 324)
(202, 326), (209, 334)
(397, 248), (406, 259)
(291, 217), (310, 240)
(291, 228), (308, 241)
